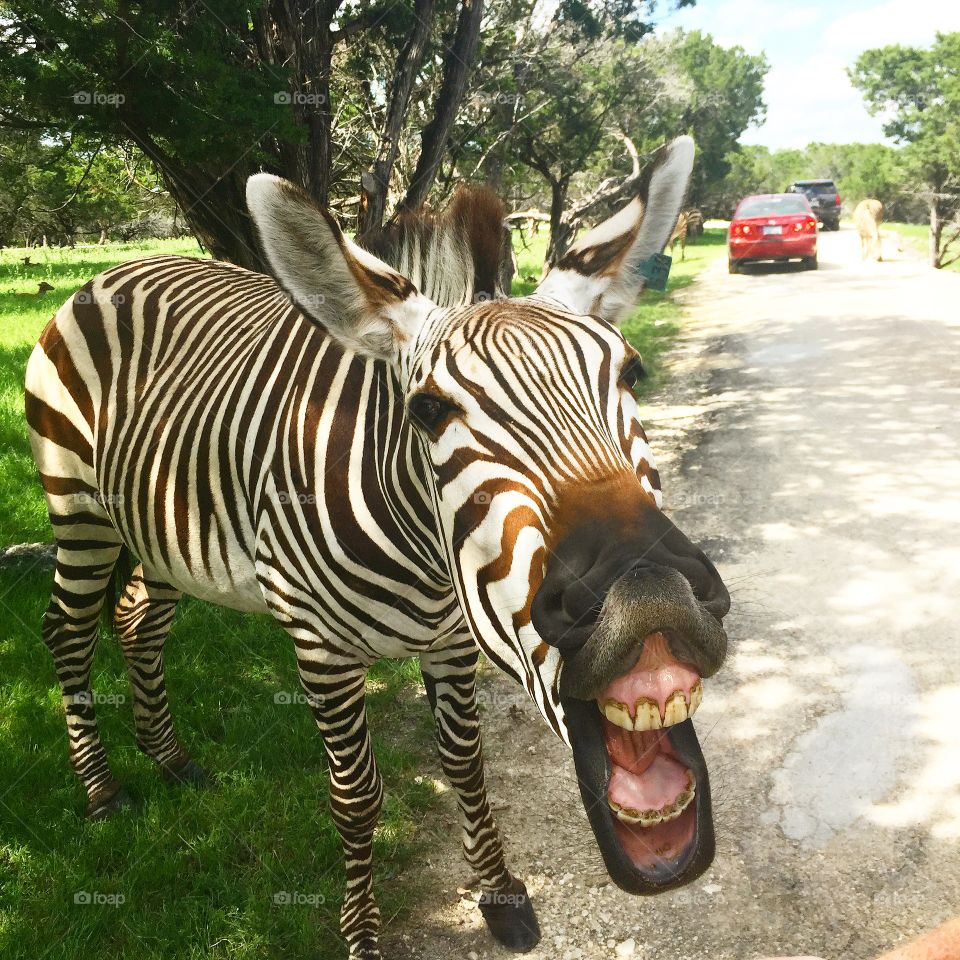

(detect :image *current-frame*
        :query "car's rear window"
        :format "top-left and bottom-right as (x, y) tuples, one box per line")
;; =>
(738, 196), (810, 217)
(793, 182), (835, 193)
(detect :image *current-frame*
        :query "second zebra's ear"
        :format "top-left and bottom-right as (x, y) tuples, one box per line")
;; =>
(535, 136), (695, 324)
(246, 174), (436, 360)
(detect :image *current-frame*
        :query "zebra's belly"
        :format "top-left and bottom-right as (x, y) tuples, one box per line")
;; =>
(145, 552), (270, 614)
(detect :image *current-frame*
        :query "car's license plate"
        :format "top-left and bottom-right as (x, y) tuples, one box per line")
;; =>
(763, 225), (783, 235)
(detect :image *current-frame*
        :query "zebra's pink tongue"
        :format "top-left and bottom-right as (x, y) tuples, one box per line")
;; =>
(602, 718), (694, 821)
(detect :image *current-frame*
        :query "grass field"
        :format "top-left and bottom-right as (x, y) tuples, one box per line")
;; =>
(886, 221), (960, 272)
(0, 226), (724, 959)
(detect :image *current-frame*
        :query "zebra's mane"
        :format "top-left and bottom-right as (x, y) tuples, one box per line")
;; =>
(358, 186), (511, 308)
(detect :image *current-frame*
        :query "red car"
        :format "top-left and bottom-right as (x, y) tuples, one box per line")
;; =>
(728, 193), (819, 274)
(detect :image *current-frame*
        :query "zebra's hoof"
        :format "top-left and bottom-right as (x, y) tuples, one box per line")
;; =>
(161, 758), (211, 788)
(85, 782), (134, 821)
(478, 876), (541, 952)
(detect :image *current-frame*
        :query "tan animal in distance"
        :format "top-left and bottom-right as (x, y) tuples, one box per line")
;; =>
(854, 198), (883, 261)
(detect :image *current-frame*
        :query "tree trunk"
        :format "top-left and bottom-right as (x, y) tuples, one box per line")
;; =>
(545, 178), (575, 268)
(399, 0), (485, 213)
(930, 199), (943, 269)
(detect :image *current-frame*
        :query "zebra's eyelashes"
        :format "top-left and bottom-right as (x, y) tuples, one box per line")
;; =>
(408, 391), (461, 435)
(619, 356), (646, 390)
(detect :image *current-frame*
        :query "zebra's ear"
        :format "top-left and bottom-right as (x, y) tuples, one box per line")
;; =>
(246, 174), (435, 360)
(535, 136), (694, 324)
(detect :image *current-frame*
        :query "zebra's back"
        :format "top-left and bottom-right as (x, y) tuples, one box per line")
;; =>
(26, 255), (455, 636)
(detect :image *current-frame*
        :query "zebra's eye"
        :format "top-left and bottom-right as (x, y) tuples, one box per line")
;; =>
(408, 392), (456, 433)
(619, 357), (646, 390)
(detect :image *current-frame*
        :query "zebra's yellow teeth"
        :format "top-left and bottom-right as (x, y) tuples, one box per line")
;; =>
(601, 700), (634, 730)
(598, 679), (703, 733)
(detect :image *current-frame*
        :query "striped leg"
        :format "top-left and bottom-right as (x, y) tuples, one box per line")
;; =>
(420, 641), (541, 952)
(42, 537), (128, 819)
(298, 660), (383, 960)
(115, 568), (205, 785)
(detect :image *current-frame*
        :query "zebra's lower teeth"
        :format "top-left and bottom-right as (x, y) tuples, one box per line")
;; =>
(608, 773), (696, 826)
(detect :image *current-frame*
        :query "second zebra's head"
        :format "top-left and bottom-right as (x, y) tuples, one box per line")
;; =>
(247, 135), (730, 897)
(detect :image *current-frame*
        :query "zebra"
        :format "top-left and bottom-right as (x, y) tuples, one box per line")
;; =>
(26, 135), (729, 960)
(669, 207), (705, 261)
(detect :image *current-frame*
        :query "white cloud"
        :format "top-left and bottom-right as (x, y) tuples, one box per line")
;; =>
(658, 0), (960, 149)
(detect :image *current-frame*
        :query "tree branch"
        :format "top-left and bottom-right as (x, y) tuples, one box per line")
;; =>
(358, 0), (438, 234)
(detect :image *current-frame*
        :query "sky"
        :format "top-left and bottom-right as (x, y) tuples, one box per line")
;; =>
(658, 0), (960, 150)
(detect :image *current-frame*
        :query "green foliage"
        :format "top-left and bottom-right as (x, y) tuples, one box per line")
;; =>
(648, 30), (768, 203)
(708, 142), (923, 221)
(0, 131), (177, 246)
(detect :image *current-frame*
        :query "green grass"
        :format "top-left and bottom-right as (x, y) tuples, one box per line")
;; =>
(0, 564), (439, 960)
(887, 221), (960, 272)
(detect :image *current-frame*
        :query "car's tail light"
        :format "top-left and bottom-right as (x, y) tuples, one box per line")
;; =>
(794, 218), (817, 233)
(731, 222), (753, 237)
(835, 194), (841, 206)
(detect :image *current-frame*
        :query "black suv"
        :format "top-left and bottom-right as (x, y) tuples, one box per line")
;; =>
(786, 180), (841, 230)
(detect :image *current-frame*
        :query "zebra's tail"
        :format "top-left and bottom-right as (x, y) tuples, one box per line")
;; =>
(100, 544), (135, 635)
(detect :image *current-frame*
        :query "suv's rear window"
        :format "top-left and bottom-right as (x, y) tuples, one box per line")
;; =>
(794, 182), (835, 193)
(738, 196), (810, 217)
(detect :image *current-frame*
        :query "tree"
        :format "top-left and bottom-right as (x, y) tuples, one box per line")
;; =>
(0, 131), (174, 247)
(0, 0), (692, 270)
(0, 0), (488, 270)
(647, 30), (768, 208)
(464, 23), (765, 264)
(850, 32), (960, 268)
(705, 142), (921, 223)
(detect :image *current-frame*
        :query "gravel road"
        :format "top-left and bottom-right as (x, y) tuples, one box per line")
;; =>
(385, 225), (960, 960)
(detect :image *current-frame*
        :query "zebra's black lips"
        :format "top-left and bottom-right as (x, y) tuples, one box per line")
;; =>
(561, 697), (715, 894)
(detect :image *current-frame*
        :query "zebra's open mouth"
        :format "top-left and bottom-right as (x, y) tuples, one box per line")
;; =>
(561, 632), (715, 893)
